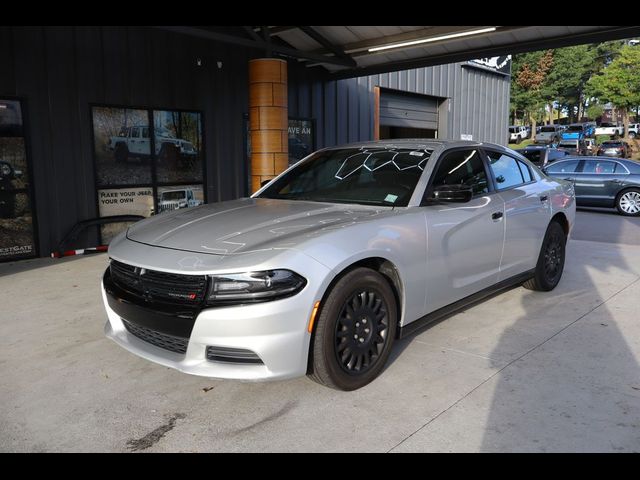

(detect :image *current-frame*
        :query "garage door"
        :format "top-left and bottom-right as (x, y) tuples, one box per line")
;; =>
(379, 90), (439, 130)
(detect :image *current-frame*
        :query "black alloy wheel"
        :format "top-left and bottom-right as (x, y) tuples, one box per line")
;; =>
(523, 221), (566, 292)
(308, 267), (397, 391)
(334, 290), (389, 375)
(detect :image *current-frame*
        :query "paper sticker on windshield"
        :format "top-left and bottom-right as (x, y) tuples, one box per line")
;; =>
(384, 194), (398, 203)
(409, 151), (424, 156)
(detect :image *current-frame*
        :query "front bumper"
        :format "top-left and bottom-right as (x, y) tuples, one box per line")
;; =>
(102, 268), (324, 381)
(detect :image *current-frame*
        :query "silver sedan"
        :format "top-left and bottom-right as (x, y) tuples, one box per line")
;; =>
(102, 140), (576, 390)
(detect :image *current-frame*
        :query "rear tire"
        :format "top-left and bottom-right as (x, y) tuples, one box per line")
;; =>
(515, 136), (522, 145)
(523, 221), (566, 292)
(308, 268), (397, 391)
(616, 188), (640, 216)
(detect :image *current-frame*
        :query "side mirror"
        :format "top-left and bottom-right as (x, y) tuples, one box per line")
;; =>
(430, 184), (473, 203)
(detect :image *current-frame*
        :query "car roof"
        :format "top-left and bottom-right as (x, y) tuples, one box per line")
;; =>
(324, 138), (510, 152)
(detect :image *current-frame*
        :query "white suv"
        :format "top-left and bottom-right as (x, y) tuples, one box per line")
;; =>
(509, 126), (528, 144)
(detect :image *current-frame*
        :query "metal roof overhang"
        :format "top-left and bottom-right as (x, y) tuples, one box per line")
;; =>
(157, 26), (640, 79)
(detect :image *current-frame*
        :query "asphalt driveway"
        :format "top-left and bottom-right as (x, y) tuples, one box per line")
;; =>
(1, 209), (639, 452)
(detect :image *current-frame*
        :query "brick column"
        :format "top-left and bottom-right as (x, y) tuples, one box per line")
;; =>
(249, 58), (288, 193)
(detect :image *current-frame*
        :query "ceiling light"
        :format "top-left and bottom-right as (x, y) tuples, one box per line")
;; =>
(368, 27), (497, 52)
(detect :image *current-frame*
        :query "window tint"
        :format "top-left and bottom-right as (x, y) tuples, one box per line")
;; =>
(486, 152), (525, 190)
(545, 160), (580, 174)
(582, 160), (616, 174)
(431, 149), (489, 195)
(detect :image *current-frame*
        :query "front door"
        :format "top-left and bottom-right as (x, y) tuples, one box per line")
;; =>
(423, 148), (504, 312)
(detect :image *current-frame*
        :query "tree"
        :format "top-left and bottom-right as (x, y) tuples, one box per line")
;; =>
(510, 50), (555, 136)
(587, 45), (640, 140)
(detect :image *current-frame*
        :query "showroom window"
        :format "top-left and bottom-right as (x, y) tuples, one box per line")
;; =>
(91, 105), (205, 244)
(0, 98), (37, 262)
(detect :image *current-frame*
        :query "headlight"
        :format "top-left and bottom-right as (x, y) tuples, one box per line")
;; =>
(206, 269), (306, 305)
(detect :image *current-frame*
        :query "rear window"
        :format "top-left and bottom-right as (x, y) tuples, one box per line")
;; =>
(540, 126), (556, 132)
(567, 125), (583, 132)
(559, 142), (577, 148)
(601, 142), (622, 147)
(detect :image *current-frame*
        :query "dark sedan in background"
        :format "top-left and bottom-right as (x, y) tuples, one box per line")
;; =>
(543, 157), (640, 216)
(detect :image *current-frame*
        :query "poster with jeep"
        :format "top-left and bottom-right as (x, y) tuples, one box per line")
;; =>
(288, 118), (314, 166)
(0, 99), (36, 262)
(91, 104), (206, 245)
(92, 107), (152, 186)
(154, 110), (203, 183)
(156, 184), (204, 215)
(97, 187), (154, 244)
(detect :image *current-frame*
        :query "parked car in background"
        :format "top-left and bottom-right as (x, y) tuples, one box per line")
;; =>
(102, 139), (575, 390)
(561, 123), (587, 141)
(519, 145), (570, 167)
(535, 125), (563, 145)
(627, 123), (639, 139)
(558, 139), (588, 156)
(509, 125), (528, 144)
(543, 156), (640, 216)
(597, 140), (631, 158)
(595, 122), (624, 138)
(583, 138), (597, 156)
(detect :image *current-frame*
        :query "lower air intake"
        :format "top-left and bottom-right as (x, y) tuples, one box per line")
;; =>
(206, 346), (263, 364)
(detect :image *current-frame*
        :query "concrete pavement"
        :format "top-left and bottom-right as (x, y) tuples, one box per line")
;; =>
(1, 210), (639, 452)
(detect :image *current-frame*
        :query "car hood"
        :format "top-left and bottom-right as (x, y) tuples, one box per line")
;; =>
(126, 197), (391, 255)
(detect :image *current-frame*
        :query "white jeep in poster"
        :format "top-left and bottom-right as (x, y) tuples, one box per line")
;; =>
(106, 125), (197, 165)
(157, 188), (203, 213)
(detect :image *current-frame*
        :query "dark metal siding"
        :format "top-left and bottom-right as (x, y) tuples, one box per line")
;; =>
(289, 63), (510, 148)
(0, 26), (260, 256)
(379, 90), (439, 130)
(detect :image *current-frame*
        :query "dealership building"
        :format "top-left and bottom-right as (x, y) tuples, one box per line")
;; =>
(0, 26), (634, 262)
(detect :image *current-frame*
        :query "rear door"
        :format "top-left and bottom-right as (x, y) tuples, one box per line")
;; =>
(484, 149), (550, 279)
(572, 159), (624, 207)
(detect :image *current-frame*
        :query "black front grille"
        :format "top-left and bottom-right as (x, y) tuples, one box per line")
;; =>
(122, 318), (188, 354)
(110, 260), (207, 305)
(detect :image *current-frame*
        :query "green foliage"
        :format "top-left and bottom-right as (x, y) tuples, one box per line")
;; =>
(586, 45), (640, 109)
(586, 103), (604, 120)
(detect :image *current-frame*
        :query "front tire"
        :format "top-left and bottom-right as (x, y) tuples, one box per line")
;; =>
(523, 221), (566, 292)
(616, 189), (640, 216)
(308, 268), (397, 391)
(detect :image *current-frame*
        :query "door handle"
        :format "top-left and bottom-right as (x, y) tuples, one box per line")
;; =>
(491, 211), (503, 220)
(539, 195), (548, 202)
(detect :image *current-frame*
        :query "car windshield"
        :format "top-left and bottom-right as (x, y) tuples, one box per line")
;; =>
(161, 191), (186, 201)
(509, 127), (517, 133)
(257, 147), (433, 207)
(567, 125), (583, 132)
(540, 126), (556, 132)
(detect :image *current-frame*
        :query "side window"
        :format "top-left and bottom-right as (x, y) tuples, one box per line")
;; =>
(486, 151), (525, 190)
(517, 160), (533, 183)
(430, 149), (489, 196)
(582, 160), (616, 174)
(130, 127), (140, 138)
(614, 163), (628, 174)
(544, 160), (580, 174)
(142, 127), (149, 138)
